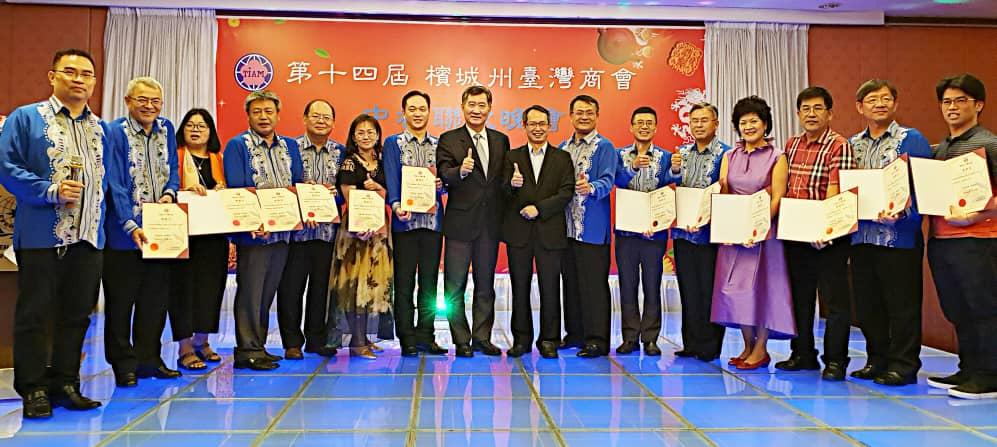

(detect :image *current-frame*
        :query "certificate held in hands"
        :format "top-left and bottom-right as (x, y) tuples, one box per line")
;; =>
(141, 203), (189, 259)
(180, 188), (263, 235)
(709, 189), (771, 244)
(348, 189), (387, 233)
(676, 182), (721, 229)
(840, 155), (911, 220)
(257, 187), (304, 232)
(777, 189), (859, 243)
(614, 185), (676, 233)
(910, 148), (992, 216)
(295, 183), (339, 223)
(400, 166), (437, 213)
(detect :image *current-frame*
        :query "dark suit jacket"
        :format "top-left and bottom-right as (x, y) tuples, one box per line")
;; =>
(437, 126), (510, 241)
(501, 144), (575, 250)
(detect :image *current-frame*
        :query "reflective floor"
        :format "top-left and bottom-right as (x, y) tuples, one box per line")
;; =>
(0, 276), (995, 446)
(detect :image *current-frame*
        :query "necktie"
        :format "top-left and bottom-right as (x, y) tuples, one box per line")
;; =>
(474, 133), (488, 178)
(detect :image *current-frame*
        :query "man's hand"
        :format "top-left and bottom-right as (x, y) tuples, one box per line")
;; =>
(631, 154), (650, 170)
(460, 148), (475, 177)
(158, 194), (174, 204)
(511, 162), (524, 188)
(671, 154), (682, 173)
(185, 184), (208, 196)
(58, 180), (84, 204)
(395, 207), (412, 222)
(575, 173), (592, 196)
(520, 205), (539, 220)
(875, 210), (899, 225)
(945, 205), (979, 227)
(131, 228), (148, 248)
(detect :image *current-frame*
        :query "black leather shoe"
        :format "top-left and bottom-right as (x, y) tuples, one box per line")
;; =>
(416, 342), (448, 355)
(115, 372), (138, 388)
(850, 364), (884, 380)
(821, 362), (847, 381)
(506, 345), (530, 358)
(874, 371), (917, 386)
(616, 341), (638, 354)
(264, 352), (283, 362)
(51, 385), (101, 411)
(927, 371), (971, 390)
(455, 343), (474, 358)
(22, 390), (52, 419)
(643, 342), (662, 356)
(559, 339), (584, 350)
(136, 364), (182, 379)
(401, 345), (420, 357)
(576, 344), (607, 358)
(284, 347), (304, 360)
(311, 346), (338, 358)
(674, 349), (697, 358)
(775, 356), (821, 371)
(233, 357), (279, 370)
(472, 340), (502, 356)
(538, 341), (558, 359)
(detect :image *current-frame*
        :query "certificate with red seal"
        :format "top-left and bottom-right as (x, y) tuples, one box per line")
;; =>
(777, 188), (859, 243)
(257, 186), (304, 232)
(295, 183), (340, 223)
(400, 166), (437, 214)
(911, 148), (991, 216)
(141, 203), (189, 259)
(710, 189), (771, 245)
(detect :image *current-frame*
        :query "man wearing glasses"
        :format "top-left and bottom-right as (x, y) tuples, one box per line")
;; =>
(501, 105), (574, 359)
(925, 73), (997, 400)
(103, 76), (181, 388)
(0, 49), (110, 419)
(559, 94), (618, 359)
(275, 99), (342, 360)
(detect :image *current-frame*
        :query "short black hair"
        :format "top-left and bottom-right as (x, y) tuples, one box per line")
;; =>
(570, 95), (599, 113)
(630, 106), (657, 123)
(731, 96), (773, 136)
(461, 85), (492, 105)
(521, 104), (550, 124)
(796, 86), (834, 110)
(402, 90), (431, 110)
(52, 48), (95, 69)
(936, 73), (986, 102)
(303, 99), (335, 120)
(176, 108), (221, 153)
(689, 102), (719, 119)
(856, 79), (898, 102)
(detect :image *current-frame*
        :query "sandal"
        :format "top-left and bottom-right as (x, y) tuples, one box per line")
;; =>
(194, 343), (222, 363)
(178, 351), (207, 370)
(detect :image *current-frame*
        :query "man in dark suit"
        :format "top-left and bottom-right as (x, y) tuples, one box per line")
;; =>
(437, 85), (510, 357)
(502, 105), (575, 359)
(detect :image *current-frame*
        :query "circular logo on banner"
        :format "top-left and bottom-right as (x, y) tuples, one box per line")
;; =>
(234, 53), (274, 91)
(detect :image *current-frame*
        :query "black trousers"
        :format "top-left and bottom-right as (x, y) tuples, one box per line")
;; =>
(928, 237), (997, 377)
(234, 243), (289, 361)
(442, 233), (499, 345)
(784, 239), (852, 365)
(13, 243), (101, 396)
(103, 249), (172, 374)
(615, 236), (667, 344)
(673, 238), (725, 357)
(507, 241), (562, 347)
(852, 241), (923, 376)
(562, 240), (611, 350)
(276, 239), (334, 350)
(393, 229), (443, 348)
(169, 234), (229, 341)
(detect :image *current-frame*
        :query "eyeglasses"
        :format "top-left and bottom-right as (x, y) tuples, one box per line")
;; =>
(184, 123), (209, 131)
(941, 97), (974, 107)
(863, 96), (895, 106)
(354, 130), (378, 138)
(799, 105), (827, 114)
(308, 114), (333, 123)
(525, 121), (549, 128)
(128, 96), (163, 107)
(54, 68), (96, 81)
(632, 120), (656, 128)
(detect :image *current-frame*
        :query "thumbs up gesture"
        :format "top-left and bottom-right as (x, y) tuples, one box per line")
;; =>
(363, 173), (380, 191)
(575, 172), (591, 196)
(460, 148), (475, 177)
(511, 162), (524, 188)
(632, 153), (651, 170)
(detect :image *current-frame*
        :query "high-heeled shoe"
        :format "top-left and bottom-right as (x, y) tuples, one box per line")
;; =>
(736, 353), (770, 370)
(728, 356), (747, 366)
(350, 346), (377, 360)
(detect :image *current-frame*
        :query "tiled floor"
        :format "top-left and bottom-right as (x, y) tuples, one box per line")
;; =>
(1, 278), (996, 446)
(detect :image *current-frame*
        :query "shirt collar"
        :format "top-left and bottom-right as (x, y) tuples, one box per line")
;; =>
(573, 130), (599, 145)
(628, 143), (659, 155)
(736, 137), (775, 153)
(302, 135), (332, 152)
(529, 142), (547, 155)
(404, 129), (434, 145)
(697, 137), (723, 155)
(947, 125), (982, 143)
(49, 95), (92, 120)
(465, 125), (486, 140)
(860, 120), (901, 141)
(127, 115), (160, 136)
(795, 127), (835, 145)
(249, 129), (281, 148)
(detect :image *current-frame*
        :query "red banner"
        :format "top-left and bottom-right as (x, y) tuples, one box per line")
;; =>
(216, 18), (707, 273)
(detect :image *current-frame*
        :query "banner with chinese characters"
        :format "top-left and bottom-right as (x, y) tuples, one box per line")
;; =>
(217, 18), (706, 274)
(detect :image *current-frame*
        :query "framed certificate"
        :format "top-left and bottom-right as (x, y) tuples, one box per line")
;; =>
(295, 183), (340, 223)
(141, 203), (189, 259)
(675, 182), (721, 229)
(777, 189), (859, 243)
(400, 166), (437, 213)
(347, 189), (387, 233)
(709, 189), (771, 244)
(910, 148), (992, 216)
(614, 185), (676, 233)
(840, 155), (911, 220)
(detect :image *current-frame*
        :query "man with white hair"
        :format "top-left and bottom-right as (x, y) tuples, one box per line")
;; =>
(103, 76), (181, 387)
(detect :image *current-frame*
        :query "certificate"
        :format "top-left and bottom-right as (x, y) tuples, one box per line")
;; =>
(218, 188), (264, 232)
(256, 187), (304, 232)
(295, 183), (339, 223)
(400, 166), (438, 213)
(911, 148), (991, 216)
(777, 189), (859, 243)
(614, 185), (675, 233)
(709, 189), (771, 244)
(840, 155), (911, 220)
(347, 189), (387, 233)
(675, 182), (721, 229)
(141, 203), (189, 259)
